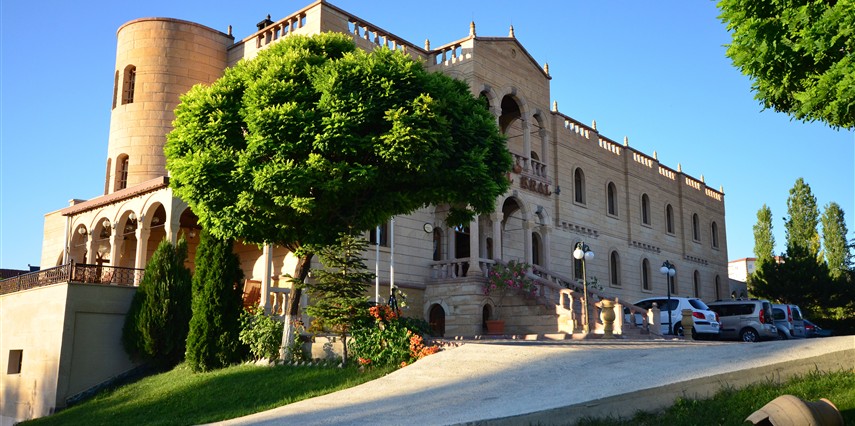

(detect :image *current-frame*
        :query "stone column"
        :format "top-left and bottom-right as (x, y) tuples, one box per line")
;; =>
(86, 233), (97, 265)
(490, 212), (502, 261)
(134, 228), (150, 270)
(539, 225), (551, 269)
(523, 220), (534, 265)
(539, 128), (549, 177)
(522, 117), (532, 171)
(466, 215), (480, 276)
(109, 225), (123, 267)
(261, 244), (272, 313)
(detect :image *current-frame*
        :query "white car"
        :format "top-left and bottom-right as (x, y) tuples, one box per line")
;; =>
(628, 297), (720, 338)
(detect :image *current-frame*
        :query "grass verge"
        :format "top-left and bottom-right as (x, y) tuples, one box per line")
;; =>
(22, 362), (396, 426)
(576, 369), (855, 426)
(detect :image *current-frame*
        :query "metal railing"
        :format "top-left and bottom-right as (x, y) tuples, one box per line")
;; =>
(0, 262), (144, 295)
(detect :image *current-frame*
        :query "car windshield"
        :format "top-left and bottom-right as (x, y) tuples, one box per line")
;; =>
(772, 308), (785, 320)
(689, 299), (709, 310)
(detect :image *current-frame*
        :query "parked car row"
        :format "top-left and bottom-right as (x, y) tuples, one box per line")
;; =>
(624, 296), (832, 342)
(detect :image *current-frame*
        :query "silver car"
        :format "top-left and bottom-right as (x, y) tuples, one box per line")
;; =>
(772, 304), (806, 339)
(707, 299), (778, 342)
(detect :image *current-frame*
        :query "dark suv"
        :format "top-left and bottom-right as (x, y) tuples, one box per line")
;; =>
(706, 299), (778, 342)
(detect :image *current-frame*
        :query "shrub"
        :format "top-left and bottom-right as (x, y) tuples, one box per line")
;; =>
(185, 230), (245, 372)
(122, 237), (192, 367)
(349, 305), (440, 367)
(239, 305), (284, 361)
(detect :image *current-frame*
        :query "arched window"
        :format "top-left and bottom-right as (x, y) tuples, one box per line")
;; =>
(641, 258), (651, 291)
(609, 251), (621, 287)
(532, 233), (542, 266)
(715, 275), (722, 300)
(574, 168), (586, 204)
(104, 158), (112, 195)
(692, 214), (700, 241)
(711, 221), (719, 248)
(369, 221), (389, 247)
(112, 70), (119, 109)
(607, 182), (618, 216)
(641, 194), (650, 225)
(666, 204), (675, 234)
(432, 228), (443, 261)
(669, 272), (678, 295)
(115, 154), (129, 191)
(693, 270), (701, 297)
(122, 65), (136, 105)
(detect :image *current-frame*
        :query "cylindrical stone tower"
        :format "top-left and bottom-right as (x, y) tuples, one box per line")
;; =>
(105, 18), (233, 194)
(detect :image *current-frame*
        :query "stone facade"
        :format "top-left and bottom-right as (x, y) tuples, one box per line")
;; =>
(37, 0), (729, 333)
(4, 1), (732, 420)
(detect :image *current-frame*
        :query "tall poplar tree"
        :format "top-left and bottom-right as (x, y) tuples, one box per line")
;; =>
(749, 204), (776, 297)
(821, 202), (851, 280)
(784, 178), (820, 258)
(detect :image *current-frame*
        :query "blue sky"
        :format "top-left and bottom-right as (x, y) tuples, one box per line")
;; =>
(1, 0), (853, 269)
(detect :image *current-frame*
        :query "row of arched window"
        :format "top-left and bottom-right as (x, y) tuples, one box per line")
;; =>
(574, 249), (724, 299)
(573, 168), (720, 249)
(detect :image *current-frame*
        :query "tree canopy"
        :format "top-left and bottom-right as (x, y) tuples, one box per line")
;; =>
(165, 33), (511, 254)
(718, 0), (855, 129)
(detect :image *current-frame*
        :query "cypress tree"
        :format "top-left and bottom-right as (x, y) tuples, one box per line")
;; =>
(186, 230), (244, 372)
(122, 237), (192, 368)
(821, 202), (851, 281)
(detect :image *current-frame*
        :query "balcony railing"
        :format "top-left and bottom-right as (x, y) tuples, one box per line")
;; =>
(0, 262), (144, 295)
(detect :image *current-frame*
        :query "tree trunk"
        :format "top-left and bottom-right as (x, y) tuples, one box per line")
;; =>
(279, 253), (313, 360)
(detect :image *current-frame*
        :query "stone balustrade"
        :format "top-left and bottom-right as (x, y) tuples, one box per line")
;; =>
(256, 13), (307, 49)
(659, 165), (676, 180)
(598, 137), (622, 156)
(430, 258), (492, 279)
(267, 287), (291, 317)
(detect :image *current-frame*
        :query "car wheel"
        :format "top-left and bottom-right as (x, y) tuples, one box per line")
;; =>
(673, 322), (684, 336)
(740, 328), (759, 342)
(778, 330), (788, 340)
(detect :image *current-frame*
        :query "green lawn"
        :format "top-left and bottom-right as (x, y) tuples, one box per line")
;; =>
(577, 370), (855, 426)
(23, 362), (396, 426)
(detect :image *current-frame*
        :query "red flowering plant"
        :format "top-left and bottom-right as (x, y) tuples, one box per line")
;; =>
(484, 260), (537, 312)
(350, 303), (440, 368)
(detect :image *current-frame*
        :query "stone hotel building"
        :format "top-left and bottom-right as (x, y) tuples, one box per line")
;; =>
(1, 1), (730, 421)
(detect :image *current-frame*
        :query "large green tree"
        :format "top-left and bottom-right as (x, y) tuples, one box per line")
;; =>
(122, 238), (193, 367)
(821, 202), (851, 280)
(305, 232), (374, 365)
(718, 0), (855, 129)
(185, 230), (245, 372)
(165, 33), (511, 353)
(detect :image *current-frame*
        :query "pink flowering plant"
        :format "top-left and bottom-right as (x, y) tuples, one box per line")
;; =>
(484, 260), (537, 309)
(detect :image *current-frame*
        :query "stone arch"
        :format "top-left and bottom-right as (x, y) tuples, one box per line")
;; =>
(113, 208), (139, 268)
(140, 203), (168, 266)
(500, 195), (528, 262)
(428, 303), (446, 337)
(89, 215), (114, 266)
(479, 84), (500, 115)
(69, 223), (90, 264)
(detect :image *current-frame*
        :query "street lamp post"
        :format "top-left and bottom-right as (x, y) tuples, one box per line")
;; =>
(660, 260), (676, 335)
(573, 242), (595, 334)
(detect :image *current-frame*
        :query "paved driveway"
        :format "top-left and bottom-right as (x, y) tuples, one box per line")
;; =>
(211, 336), (854, 426)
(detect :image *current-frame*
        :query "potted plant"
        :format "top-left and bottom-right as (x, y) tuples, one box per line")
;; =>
(483, 260), (537, 334)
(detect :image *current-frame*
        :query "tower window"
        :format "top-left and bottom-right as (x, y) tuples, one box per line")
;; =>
(666, 204), (675, 234)
(122, 65), (136, 105)
(116, 155), (129, 191)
